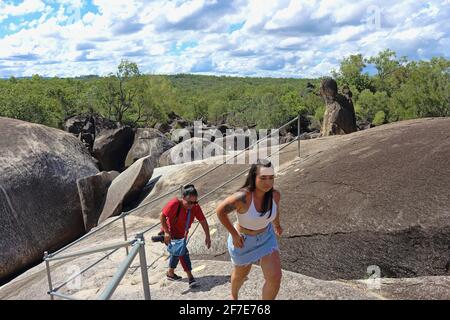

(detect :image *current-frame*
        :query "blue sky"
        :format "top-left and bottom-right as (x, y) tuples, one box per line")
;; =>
(0, 0), (449, 78)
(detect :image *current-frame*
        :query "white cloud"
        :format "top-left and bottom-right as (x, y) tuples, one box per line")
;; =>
(0, 0), (46, 17)
(0, 0), (448, 78)
(8, 23), (18, 32)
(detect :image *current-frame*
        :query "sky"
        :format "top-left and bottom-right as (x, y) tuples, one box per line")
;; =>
(0, 0), (449, 78)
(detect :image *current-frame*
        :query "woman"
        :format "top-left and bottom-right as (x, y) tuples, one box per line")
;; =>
(216, 159), (283, 300)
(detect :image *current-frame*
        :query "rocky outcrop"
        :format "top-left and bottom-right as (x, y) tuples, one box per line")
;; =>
(214, 134), (253, 151)
(64, 114), (90, 135)
(298, 131), (321, 140)
(0, 117), (99, 284)
(320, 78), (357, 136)
(77, 171), (120, 232)
(158, 137), (226, 167)
(1, 118), (450, 299)
(63, 114), (119, 153)
(154, 122), (171, 134)
(357, 120), (373, 131)
(280, 132), (296, 144)
(97, 155), (155, 225)
(63, 114), (118, 136)
(64, 114), (136, 171)
(92, 126), (135, 171)
(125, 128), (175, 168)
(153, 111), (193, 137)
(278, 118), (450, 280)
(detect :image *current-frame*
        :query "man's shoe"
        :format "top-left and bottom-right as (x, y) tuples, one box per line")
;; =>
(167, 273), (182, 281)
(188, 277), (197, 288)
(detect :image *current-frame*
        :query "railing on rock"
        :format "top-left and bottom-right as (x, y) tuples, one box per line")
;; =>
(44, 234), (150, 300)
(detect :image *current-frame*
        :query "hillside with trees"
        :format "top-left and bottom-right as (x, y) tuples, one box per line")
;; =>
(1, 49), (448, 130)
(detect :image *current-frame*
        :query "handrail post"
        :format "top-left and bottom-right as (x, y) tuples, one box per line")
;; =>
(44, 251), (54, 300)
(297, 113), (301, 158)
(122, 214), (129, 256)
(136, 233), (151, 300)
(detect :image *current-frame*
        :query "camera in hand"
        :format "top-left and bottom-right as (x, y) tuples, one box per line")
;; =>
(151, 235), (165, 243)
(151, 231), (166, 243)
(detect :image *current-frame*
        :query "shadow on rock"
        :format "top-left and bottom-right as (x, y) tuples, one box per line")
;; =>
(180, 275), (231, 295)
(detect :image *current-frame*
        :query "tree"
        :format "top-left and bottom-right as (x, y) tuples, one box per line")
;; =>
(114, 60), (141, 123)
(366, 49), (408, 95)
(0, 52), (448, 131)
(355, 89), (389, 122)
(388, 58), (450, 120)
(97, 61), (173, 126)
(98, 60), (142, 123)
(333, 54), (373, 92)
(46, 87), (74, 119)
(130, 76), (171, 126)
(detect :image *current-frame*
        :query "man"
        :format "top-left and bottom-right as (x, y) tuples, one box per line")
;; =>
(159, 184), (211, 287)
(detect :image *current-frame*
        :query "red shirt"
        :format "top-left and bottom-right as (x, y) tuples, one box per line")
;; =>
(162, 197), (206, 239)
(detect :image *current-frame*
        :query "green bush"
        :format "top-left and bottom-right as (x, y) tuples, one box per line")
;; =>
(372, 110), (386, 126)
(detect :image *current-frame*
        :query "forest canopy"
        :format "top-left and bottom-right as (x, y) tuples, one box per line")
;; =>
(1, 49), (449, 130)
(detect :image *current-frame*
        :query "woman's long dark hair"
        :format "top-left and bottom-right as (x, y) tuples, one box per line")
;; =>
(241, 159), (274, 218)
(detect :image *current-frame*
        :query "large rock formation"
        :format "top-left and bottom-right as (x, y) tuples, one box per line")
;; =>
(92, 126), (135, 171)
(320, 78), (357, 136)
(97, 155), (155, 225)
(0, 117), (99, 284)
(158, 137), (226, 167)
(280, 132), (296, 144)
(63, 114), (118, 136)
(63, 114), (119, 153)
(77, 171), (119, 232)
(278, 118), (450, 279)
(214, 134), (253, 151)
(153, 111), (193, 136)
(64, 114), (90, 135)
(125, 128), (175, 168)
(64, 114), (136, 172)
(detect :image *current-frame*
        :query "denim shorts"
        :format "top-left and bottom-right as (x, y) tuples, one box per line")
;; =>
(227, 223), (279, 266)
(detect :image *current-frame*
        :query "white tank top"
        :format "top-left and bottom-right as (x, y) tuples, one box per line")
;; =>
(236, 193), (277, 230)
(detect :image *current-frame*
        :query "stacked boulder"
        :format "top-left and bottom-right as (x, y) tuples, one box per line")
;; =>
(320, 78), (357, 136)
(0, 117), (99, 284)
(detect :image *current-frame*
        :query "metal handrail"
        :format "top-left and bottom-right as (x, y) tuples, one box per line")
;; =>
(47, 234), (151, 301)
(52, 247), (121, 292)
(97, 234), (150, 300)
(46, 188), (181, 258)
(45, 240), (135, 262)
(97, 243), (141, 300)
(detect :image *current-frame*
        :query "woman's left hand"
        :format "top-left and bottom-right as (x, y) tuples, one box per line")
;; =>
(274, 224), (283, 237)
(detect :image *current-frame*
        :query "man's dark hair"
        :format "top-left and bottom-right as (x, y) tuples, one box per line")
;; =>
(182, 184), (198, 198)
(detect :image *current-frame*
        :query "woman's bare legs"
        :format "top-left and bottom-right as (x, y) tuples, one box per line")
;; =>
(231, 264), (252, 300)
(260, 250), (282, 300)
